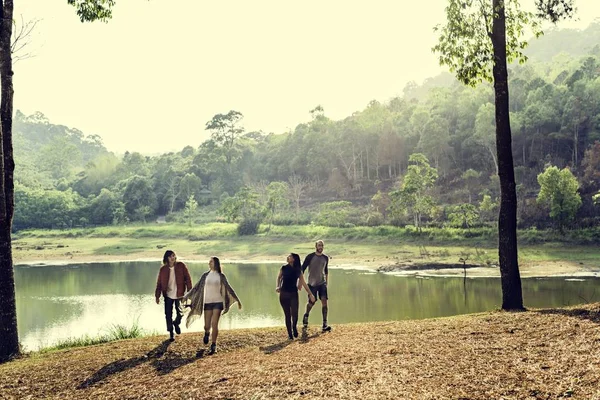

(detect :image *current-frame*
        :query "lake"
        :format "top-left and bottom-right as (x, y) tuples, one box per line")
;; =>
(14, 261), (600, 351)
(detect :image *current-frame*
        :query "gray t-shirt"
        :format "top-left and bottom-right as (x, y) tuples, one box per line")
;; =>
(302, 253), (329, 286)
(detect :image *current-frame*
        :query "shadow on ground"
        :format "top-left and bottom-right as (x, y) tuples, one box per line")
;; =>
(259, 339), (294, 354)
(258, 327), (323, 354)
(535, 306), (600, 325)
(77, 339), (198, 389)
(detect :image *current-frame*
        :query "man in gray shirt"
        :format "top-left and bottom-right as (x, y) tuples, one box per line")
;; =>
(301, 240), (331, 332)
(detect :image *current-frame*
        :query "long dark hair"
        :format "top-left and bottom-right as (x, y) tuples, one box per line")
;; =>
(212, 256), (222, 274)
(291, 253), (301, 270)
(162, 250), (175, 265)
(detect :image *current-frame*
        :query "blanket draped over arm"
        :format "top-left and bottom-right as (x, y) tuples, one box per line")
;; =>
(183, 272), (242, 328)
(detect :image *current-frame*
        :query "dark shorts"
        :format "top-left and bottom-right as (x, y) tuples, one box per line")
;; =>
(204, 302), (224, 311)
(308, 283), (328, 301)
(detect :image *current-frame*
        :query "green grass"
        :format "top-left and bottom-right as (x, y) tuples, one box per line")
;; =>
(13, 223), (600, 269)
(39, 322), (153, 353)
(14, 223), (600, 246)
(92, 239), (153, 256)
(15, 223), (240, 240)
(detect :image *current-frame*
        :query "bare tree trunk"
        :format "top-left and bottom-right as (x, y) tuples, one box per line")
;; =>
(352, 144), (357, 182)
(573, 120), (579, 167)
(487, 145), (499, 174)
(529, 132), (535, 162)
(168, 180), (179, 213)
(491, 0), (523, 311)
(288, 175), (305, 224)
(359, 152), (364, 179)
(0, 0), (19, 363)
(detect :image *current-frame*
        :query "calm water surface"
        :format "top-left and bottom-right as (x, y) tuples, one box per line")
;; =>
(14, 261), (600, 351)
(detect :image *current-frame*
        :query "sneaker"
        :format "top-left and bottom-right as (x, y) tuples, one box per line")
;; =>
(203, 331), (210, 345)
(209, 343), (217, 354)
(302, 314), (309, 326)
(173, 322), (181, 335)
(293, 326), (299, 338)
(288, 334), (294, 340)
(322, 325), (332, 332)
(169, 331), (175, 342)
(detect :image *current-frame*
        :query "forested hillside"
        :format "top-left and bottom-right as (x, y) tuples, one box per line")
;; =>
(12, 23), (600, 232)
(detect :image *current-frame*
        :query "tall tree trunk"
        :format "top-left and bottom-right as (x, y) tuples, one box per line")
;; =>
(486, 145), (499, 174)
(352, 144), (357, 182)
(0, 0), (19, 363)
(359, 152), (364, 179)
(491, 0), (523, 311)
(573, 119), (579, 167)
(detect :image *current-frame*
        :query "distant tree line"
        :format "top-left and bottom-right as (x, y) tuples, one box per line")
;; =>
(11, 24), (600, 232)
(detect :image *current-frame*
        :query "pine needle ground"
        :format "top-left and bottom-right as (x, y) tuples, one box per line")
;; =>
(1, 303), (600, 399)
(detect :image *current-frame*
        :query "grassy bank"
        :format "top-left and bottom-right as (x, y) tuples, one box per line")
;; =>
(14, 223), (600, 245)
(39, 323), (152, 354)
(12, 223), (600, 277)
(2, 303), (600, 399)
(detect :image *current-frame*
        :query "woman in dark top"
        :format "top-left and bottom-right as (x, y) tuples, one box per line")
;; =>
(276, 253), (315, 339)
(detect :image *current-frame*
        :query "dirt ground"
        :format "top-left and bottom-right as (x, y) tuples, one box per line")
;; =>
(2, 303), (600, 399)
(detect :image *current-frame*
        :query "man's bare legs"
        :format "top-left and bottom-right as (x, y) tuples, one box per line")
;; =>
(304, 296), (330, 331)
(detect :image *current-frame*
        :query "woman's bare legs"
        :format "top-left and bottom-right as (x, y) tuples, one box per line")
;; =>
(210, 310), (222, 345)
(203, 310), (213, 344)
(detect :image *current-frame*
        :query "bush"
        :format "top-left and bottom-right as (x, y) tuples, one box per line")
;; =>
(365, 212), (384, 226)
(237, 218), (260, 235)
(272, 211), (313, 226)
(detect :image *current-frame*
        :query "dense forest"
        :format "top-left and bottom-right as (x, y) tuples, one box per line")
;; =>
(12, 23), (600, 233)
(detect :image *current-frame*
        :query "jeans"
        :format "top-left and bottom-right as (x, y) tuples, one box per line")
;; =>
(164, 297), (183, 333)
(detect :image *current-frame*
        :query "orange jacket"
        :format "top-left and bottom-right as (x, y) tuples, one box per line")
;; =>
(155, 261), (193, 299)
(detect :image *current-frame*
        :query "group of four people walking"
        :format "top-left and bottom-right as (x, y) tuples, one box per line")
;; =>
(154, 240), (331, 354)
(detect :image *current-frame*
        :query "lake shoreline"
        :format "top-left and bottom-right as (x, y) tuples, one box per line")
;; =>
(13, 253), (600, 279)
(11, 234), (600, 278)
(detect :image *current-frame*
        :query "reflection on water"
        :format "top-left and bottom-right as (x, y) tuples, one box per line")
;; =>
(14, 261), (600, 351)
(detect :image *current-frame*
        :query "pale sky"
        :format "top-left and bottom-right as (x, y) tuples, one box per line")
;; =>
(13, 0), (600, 154)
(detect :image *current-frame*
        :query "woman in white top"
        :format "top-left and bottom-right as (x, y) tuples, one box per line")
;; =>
(183, 256), (242, 354)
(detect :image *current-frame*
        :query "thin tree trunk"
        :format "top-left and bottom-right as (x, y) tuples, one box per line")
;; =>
(0, 0), (19, 363)
(486, 145), (499, 174)
(359, 152), (364, 179)
(529, 132), (536, 162)
(168, 182), (178, 213)
(352, 144), (357, 182)
(573, 120), (579, 167)
(491, 0), (523, 311)
(366, 149), (370, 180)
